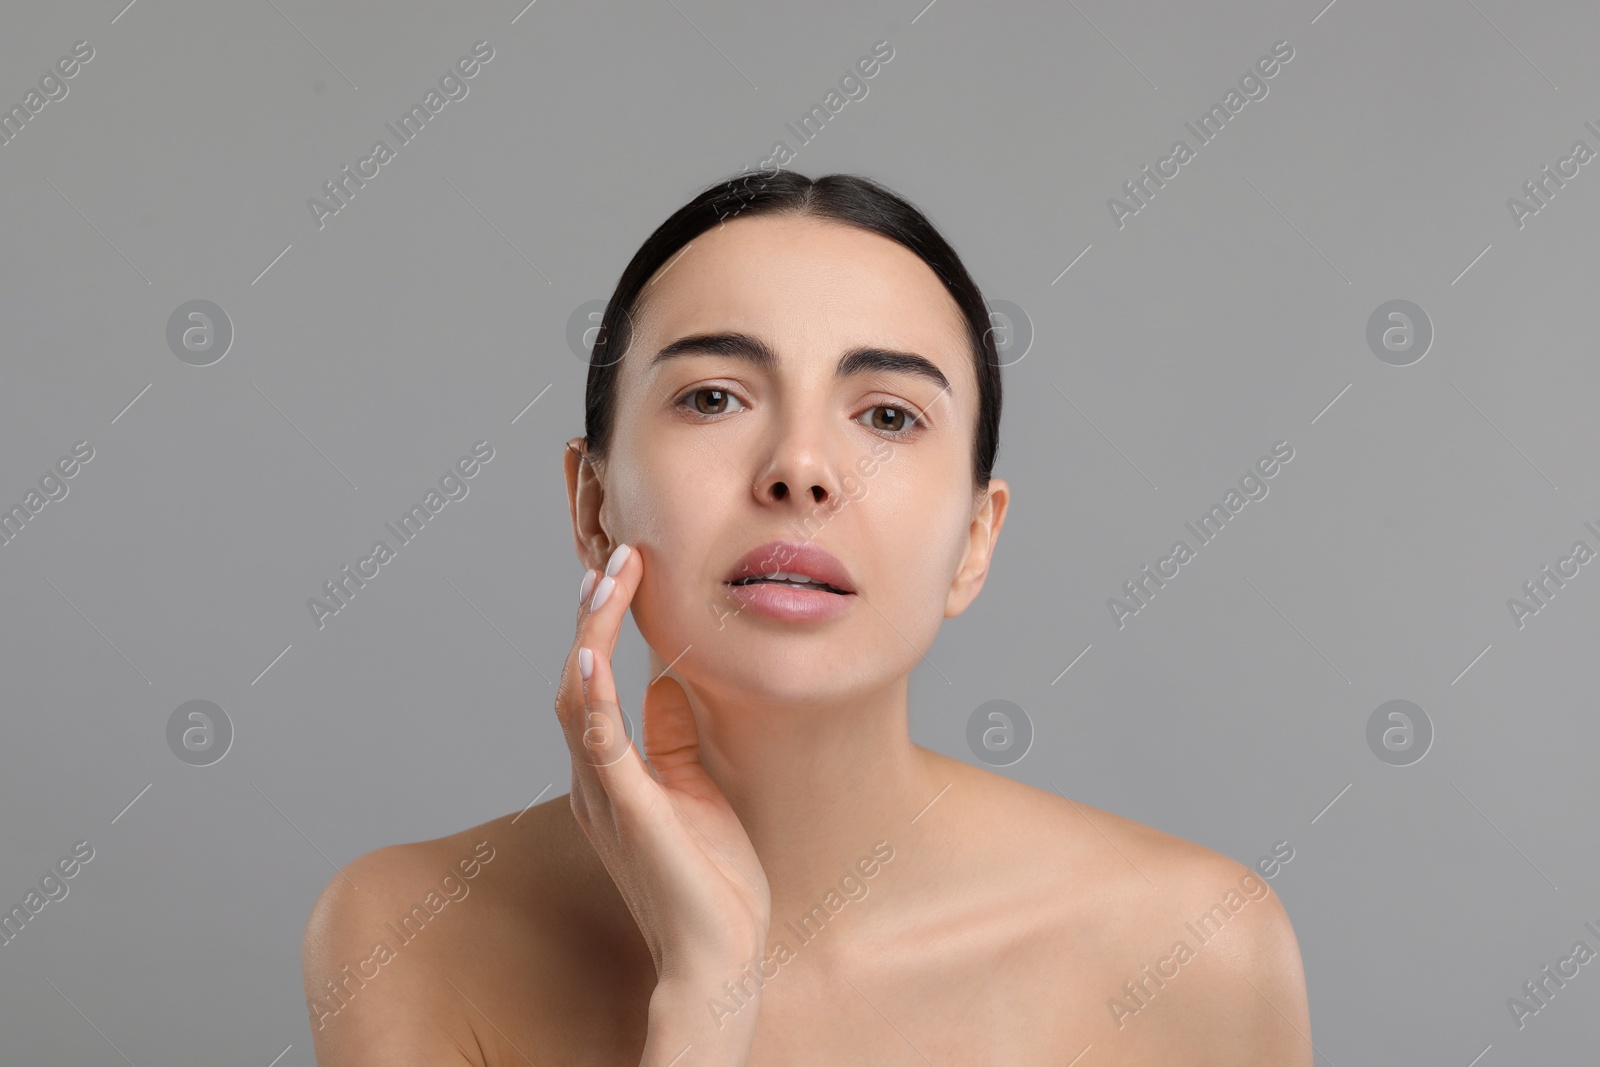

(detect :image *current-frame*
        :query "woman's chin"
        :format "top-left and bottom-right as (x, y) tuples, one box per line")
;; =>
(671, 656), (864, 711)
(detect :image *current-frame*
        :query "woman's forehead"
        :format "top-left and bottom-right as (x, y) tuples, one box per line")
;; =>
(628, 215), (969, 369)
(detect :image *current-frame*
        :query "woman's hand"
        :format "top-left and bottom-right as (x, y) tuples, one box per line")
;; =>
(555, 543), (773, 989)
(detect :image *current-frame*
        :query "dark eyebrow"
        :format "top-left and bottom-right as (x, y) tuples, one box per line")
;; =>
(650, 332), (952, 397)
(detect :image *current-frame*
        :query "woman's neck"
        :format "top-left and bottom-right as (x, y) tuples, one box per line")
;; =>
(650, 652), (944, 927)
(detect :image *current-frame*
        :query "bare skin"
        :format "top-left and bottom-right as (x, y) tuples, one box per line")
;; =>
(302, 212), (1312, 1065)
(302, 780), (1311, 1065)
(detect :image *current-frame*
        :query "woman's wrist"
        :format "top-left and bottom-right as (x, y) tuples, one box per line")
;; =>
(642, 963), (764, 1067)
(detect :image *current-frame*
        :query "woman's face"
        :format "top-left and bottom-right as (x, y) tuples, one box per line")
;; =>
(574, 212), (1007, 708)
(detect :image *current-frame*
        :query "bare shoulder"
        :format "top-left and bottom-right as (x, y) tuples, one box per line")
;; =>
(930, 753), (1312, 1064)
(301, 802), (652, 1066)
(300, 817), (523, 1066)
(1039, 786), (1311, 1064)
(927, 748), (1250, 887)
(1109, 824), (1313, 1067)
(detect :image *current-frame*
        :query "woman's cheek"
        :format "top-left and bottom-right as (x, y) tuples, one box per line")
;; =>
(631, 569), (702, 658)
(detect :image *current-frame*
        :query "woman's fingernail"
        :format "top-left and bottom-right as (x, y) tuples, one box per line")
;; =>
(589, 575), (615, 612)
(579, 568), (597, 605)
(578, 646), (593, 680)
(605, 543), (631, 577)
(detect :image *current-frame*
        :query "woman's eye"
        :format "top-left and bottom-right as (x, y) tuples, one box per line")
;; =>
(860, 404), (920, 435)
(680, 388), (743, 416)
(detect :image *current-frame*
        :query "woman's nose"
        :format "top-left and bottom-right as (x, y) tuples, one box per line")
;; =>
(751, 422), (843, 508)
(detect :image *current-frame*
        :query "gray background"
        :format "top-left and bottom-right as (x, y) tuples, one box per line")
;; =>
(2, 0), (1597, 1062)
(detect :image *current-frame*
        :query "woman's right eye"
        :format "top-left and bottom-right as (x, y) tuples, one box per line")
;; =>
(676, 387), (745, 417)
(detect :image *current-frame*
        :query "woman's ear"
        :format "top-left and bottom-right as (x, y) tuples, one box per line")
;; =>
(945, 477), (1010, 618)
(564, 437), (610, 569)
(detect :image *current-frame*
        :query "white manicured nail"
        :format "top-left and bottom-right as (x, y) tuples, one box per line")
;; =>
(605, 543), (631, 577)
(589, 575), (615, 612)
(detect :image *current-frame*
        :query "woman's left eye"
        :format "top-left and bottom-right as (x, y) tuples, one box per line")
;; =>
(857, 404), (921, 436)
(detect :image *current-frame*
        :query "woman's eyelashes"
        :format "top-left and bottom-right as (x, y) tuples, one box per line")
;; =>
(671, 386), (925, 438)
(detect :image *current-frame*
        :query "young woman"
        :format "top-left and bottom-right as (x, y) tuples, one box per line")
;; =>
(303, 171), (1312, 1066)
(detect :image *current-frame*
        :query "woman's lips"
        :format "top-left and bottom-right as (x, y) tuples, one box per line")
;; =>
(723, 579), (856, 622)
(724, 540), (856, 595)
